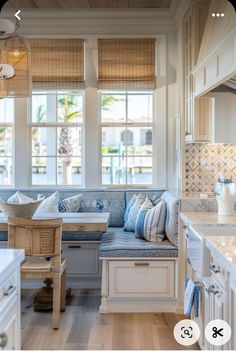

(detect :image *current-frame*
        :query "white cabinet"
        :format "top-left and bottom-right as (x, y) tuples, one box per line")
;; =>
(0, 249), (24, 351)
(193, 96), (214, 142)
(229, 273), (236, 350)
(109, 260), (175, 299)
(0, 296), (19, 350)
(183, 1), (209, 142)
(62, 241), (102, 289)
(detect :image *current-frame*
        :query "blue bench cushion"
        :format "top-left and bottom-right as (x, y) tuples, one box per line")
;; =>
(99, 227), (178, 258)
(0, 231), (103, 242)
(0, 189), (125, 227)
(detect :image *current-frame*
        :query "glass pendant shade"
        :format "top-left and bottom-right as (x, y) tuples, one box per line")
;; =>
(0, 35), (31, 98)
(0, 19), (19, 39)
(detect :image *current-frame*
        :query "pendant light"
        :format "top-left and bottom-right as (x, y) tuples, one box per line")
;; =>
(0, 17), (31, 98)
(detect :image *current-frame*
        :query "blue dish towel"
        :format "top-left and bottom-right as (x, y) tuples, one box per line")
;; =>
(193, 285), (200, 318)
(184, 278), (195, 316)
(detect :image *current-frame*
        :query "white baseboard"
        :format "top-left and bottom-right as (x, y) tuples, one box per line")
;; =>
(100, 298), (177, 313)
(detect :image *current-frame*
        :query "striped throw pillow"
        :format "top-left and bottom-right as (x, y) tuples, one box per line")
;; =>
(135, 200), (167, 242)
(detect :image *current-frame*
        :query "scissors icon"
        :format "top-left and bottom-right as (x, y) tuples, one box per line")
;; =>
(212, 327), (224, 338)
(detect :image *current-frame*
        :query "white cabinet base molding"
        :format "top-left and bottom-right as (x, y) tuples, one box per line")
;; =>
(99, 258), (177, 313)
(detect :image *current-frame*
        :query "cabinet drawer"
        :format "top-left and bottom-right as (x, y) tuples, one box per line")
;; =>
(62, 242), (101, 276)
(0, 270), (17, 310)
(109, 260), (175, 298)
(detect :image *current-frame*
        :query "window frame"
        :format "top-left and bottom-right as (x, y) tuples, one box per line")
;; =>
(0, 98), (15, 188)
(8, 34), (166, 190)
(99, 90), (156, 187)
(28, 90), (85, 187)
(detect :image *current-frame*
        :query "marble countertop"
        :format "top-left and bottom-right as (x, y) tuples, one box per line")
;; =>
(0, 249), (25, 286)
(205, 236), (236, 274)
(180, 212), (236, 226)
(181, 212), (236, 275)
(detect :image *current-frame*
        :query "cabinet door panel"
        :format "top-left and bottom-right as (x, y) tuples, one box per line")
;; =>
(0, 296), (19, 350)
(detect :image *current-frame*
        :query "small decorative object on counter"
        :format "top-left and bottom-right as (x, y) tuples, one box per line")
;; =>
(216, 180), (236, 216)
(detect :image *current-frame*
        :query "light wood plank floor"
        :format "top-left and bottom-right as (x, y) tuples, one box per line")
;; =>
(21, 289), (199, 350)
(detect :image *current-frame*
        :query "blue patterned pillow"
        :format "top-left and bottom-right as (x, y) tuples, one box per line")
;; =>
(123, 194), (149, 232)
(59, 194), (82, 213)
(124, 195), (137, 223)
(135, 200), (167, 242)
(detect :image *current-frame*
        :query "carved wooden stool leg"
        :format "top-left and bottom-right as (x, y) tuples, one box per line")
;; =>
(60, 269), (66, 312)
(52, 272), (61, 330)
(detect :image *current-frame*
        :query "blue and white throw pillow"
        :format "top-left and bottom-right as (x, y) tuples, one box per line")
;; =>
(124, 195), (137, 223)
(135, 200), (167, 242)
(58, 194), (82, 213)
(123, 193), (147, 232)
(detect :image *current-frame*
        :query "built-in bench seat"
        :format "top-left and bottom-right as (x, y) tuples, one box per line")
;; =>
(100, 228), (178, 258)
(0, 189), (179, 301)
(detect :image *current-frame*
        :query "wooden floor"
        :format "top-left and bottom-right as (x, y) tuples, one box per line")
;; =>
(21, 289), (199, 350)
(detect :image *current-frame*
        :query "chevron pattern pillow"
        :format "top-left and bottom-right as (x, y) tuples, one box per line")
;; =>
(58, 194), (82, 213)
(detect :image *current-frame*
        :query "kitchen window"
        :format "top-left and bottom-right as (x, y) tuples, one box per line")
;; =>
(30, 91), (83, 186)
(100, 91), (154, 185)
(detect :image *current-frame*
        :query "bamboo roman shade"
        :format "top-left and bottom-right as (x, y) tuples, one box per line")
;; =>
(98, 38), (156, 90)
(0, 35), (32, 98)
(30, 38), (85, 90)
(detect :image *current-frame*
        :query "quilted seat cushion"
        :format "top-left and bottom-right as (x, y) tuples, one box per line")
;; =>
(99, 227), (178, 258)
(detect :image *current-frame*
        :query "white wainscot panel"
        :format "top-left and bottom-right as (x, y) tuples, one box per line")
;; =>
(218, 38), (235, 76)
(205, 57), (218, 85)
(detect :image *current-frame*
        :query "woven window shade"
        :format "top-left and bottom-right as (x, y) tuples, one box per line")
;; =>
(0, 35), (32, 98)
(30, 38), (85, 90)
(98, 38), (156, 90)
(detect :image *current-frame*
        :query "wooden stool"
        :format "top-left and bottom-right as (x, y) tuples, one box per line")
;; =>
(8, 216), (66, 330)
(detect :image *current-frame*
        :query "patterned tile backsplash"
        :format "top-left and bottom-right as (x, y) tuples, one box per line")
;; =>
(185, 143), (236, 193)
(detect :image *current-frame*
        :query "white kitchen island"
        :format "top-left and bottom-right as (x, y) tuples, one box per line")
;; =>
(0, 249), (25, 350)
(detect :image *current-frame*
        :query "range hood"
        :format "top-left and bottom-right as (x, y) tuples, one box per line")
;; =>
(211, 75), (236, 93)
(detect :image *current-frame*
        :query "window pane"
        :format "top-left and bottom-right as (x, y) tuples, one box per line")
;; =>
(125, 128), (152, 155)
(57, 157), (81, 185)
(32, 157), (56, 185)
(32, 94), (48, 123)
(0, 127), (12, 156)
(127, 157), (152, 184)
(32, 128), (56, 156)
(102, 127), (126, 157)
(0, 157), (12, 185)
(101, 93), (126, 123)
(127, 93), (153, 122)
(0, 99), (14, 123)
(57, 93), (83, 123)
(102, 156), (126, 185)
(57, 127), (81, 156)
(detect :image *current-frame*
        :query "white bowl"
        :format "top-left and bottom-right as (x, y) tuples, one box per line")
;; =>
(0, 198), (44, 219)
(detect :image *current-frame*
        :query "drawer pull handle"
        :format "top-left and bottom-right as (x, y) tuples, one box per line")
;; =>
(68, 245), (81, 249)
(134, 262), (150, 266)
(210, 264), (220, 273)
(4, 285), (16, 296)
(0, 333), (7, 348)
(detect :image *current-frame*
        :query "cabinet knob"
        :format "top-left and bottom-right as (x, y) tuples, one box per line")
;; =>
(0, 333), (7, 348)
